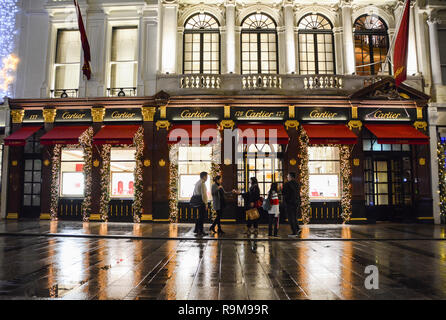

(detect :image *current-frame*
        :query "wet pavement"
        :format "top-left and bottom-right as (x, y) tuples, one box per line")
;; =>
(0, 221), (445, 300)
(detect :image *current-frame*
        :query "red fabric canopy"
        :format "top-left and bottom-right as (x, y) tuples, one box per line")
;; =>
(302, 124), (358, 145)
(93, 125), (141, 145)
(4, 126), (41, 146)
(365, 124), (429, 145)
(40, 126), (90, 145)
(168, 124), (218, 144)
(237, 124), (289, 144)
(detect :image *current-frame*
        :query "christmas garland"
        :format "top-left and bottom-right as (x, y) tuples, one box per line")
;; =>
(437, 141), (446, 219)
(168, 143), (179, 222)
(340, 145), (352, 223)
(132, 127), (144, 223)
(99, 144), (111, 221)
(210, 140), (222, 219)
(79, 127), (93, 222)
(297, 128), (311, 224)
(50, 144), (62, 221)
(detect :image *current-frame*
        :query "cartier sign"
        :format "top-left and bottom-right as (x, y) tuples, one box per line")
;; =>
(104, 108), (142, 122)
(55, 109), (92, 122)
(360, 107), (415, 122)
(232, 107), (287, 120)
(298, 107), (348, 121)
(169, 107), (222, 121)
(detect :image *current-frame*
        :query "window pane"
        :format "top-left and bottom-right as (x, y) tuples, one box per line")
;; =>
(111, 27), (138, 61)
(61, 149), (84, 161)
(308, 146), (340, 160)
(110, 62), (137, 88)
(56, 30), (81, 64)
(309, 174), (339, 198)
(61, 172), (84, 196)
(111, 172), (135, 197)
(55, 65), (80, 90)
(111, 148), (136, 161)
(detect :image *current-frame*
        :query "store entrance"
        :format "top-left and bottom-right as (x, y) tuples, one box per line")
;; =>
(236, 144), (283, 222)
(364, 155), (413, 221)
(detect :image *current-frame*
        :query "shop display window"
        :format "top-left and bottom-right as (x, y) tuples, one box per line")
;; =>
(308, 146), (340, 199)
(60, 148), (85, 197)
(178, 146), (212, 201)
(110, 148), (136, 198)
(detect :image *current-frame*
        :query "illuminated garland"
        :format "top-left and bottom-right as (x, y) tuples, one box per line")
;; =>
(210, 139), (222, 219)
(50, 145), (62, 220)
(168, 143), (179, 222)
(297, 127), (311, 224)
(132, 127), (144, 223)
(79, 127), (93, 222)
(99, 144), (111, 221)
(340, 145), (352, 223)
(437, 141), (446, 220)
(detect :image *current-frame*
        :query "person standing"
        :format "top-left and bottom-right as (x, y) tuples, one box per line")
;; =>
(210, 175), (231, 234)
(282, 172), (301, 237)
(190, 171), (209, 236)
(236, 177), (261, 235)
(267, 182), (280, 237)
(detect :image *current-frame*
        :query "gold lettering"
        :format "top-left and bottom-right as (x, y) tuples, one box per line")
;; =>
(111, 111), (136, 119)
(61, 112), (86, 120)
(309, 110), (338, 119)
(244, 110), (275, 118)
(373, 110), (401, 120)
(180, 110), (210, 118)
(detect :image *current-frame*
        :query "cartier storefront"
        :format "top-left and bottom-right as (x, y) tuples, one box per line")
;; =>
(3, 80), (435, 224)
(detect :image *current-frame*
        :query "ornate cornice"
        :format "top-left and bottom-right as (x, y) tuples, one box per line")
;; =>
(43, 109), (57, 123)
(91, 107), (105, 123)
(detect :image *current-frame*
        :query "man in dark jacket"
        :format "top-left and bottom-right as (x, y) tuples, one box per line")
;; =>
(282, 172), (301, 237)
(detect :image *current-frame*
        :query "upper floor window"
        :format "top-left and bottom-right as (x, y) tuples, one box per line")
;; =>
(241, 13), (278, 74)
(53, 30), (81, 97)
(183, 13), (220, 74)
(109, 26), (138, 96)
(439, 27), (446, 84)
(354, 15), (389, 76)
(298, 14), (335, 74)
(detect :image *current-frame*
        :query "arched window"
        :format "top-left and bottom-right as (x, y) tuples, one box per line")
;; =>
(354, 14), (389, 75)
(183, 13), (220, 74)
(298, 14), (335, 74)
(241, 13), (278, 74)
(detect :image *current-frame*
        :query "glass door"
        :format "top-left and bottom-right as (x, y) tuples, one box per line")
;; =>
(22, 131), (43, 218)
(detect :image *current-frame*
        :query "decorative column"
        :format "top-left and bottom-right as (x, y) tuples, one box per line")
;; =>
(283, 0), (296, 74)
(160, 0), (178, 74)
(141, 106), (156, 221)
(427, 16), (442, 86)
(89, 107), (105, 221)
(142, 9), (159, 95)
(40, 108), (57, 220)
(6, 109), (24, 220)
(137, 9), (146, 96)
(225, 0), (236, 74)
(341, 0), (355, 75)
(153, 105), (171, 221)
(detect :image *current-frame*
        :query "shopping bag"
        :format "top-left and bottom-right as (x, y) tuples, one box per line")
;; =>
(246, 208), (260, 220)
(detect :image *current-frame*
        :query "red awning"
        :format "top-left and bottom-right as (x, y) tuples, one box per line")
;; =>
(365, 124), (429, 145)
(4, 126), (41, 146)
(302, 124), (358, 145)
(93, 125), (141, 145)
(168, 124), (219, 144)
(237, 124), (289, 144)
(40, 126), (90, 145)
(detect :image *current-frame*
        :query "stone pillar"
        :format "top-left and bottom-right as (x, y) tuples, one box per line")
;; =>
(160, 0), (178, 74)
(407, 3), (419, 75)
(341, 1), (355, 75)
(137, 12), (145, 96)
(427, 16), (442, 86)
(82, 4), (108, 97)
(142, 10), (158, 95)
(141, 106), (156, 221)
(283, 1), (296, 74)
(334, 27), (344, 74)
(225, 0), (236, 74)
(414, 8), (431, 86)
(428, 106), (440, 224)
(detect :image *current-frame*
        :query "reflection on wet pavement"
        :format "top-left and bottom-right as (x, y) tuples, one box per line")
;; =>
(0, 221), (445, 300)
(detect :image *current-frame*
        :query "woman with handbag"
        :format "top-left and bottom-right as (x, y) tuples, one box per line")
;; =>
(210, 175), (231, 234)
(235, 177), (261, 235)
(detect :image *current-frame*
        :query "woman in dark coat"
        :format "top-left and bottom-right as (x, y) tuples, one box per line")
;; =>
(236, 177), (261, 235)
(210, 175), (231, 234)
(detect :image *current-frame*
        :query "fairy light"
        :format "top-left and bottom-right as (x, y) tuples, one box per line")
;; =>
(0, 0), (19, 99)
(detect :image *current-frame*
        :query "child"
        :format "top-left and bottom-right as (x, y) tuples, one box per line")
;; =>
(267, 182), (280, 237)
